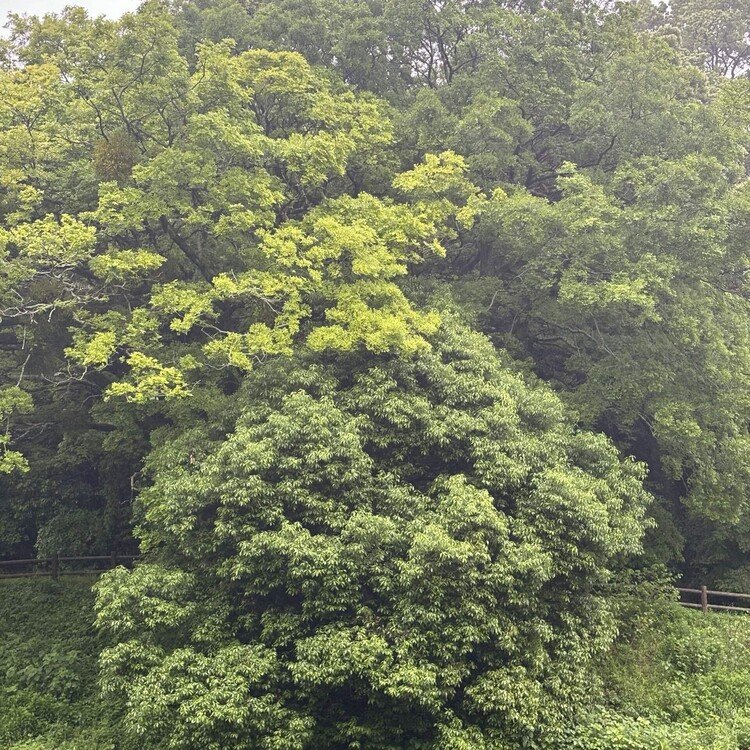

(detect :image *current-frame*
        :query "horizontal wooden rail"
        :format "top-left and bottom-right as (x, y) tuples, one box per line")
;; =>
(1, 561), (748, 614)
(677, 585), (750, 614)
(56, 555), (138, 563)
(0, 551), (139, 580)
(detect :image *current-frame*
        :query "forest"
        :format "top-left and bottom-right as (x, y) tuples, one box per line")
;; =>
(2, 0), (750, 747)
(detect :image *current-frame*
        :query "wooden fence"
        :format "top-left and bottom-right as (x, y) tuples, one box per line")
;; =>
(677, 586), (750, 614)
(1, 558), (750, 614)
(0, 552), (139, 580)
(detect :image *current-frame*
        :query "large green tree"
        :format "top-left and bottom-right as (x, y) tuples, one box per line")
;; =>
(95, 321), (649, 749)
(196, 0), (750, 576)
(2, 0), (749, 654)
(0, 2), (465, 554)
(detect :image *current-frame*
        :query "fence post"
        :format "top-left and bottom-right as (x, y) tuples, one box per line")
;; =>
(51, 552), (59, 581)
(701, 585), (708, 614)
(110, 550), (117, 570)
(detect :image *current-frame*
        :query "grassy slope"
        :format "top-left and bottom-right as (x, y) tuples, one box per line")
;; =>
(566, 596), (750, 750)
(2, 579), (750, 749)
(0, 577), (130, 750)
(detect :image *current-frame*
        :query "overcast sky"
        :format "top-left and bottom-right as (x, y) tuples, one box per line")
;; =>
(0, 0), (140, 26)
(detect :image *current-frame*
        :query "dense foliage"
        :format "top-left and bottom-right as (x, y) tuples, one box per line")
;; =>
(3, 0), (750, 746)
(0, 577), (134, 749)
(93, 322), (648, 747)
(563, 582), (750, 750)
(8, 577), (750, 749)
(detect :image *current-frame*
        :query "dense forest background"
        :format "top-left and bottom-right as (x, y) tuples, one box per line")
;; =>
(4, 0), (750, 747)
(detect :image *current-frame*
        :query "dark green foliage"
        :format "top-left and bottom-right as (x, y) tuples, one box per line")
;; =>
(0, 577), (132, 749)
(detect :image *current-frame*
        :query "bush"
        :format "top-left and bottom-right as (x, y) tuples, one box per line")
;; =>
(557, 592), (750, 750)
(95, 323), (651, 748)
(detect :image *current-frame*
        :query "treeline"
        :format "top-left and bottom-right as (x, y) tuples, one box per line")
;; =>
(2, 0), (750, 746)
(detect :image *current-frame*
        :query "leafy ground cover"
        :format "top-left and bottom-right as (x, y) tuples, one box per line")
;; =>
(3, 577), (750, 749)
(0, 577), (132, 750)
(564, 590), (750, 750)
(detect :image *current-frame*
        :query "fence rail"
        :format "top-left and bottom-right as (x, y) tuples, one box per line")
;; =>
(1, 559), (749, 613)
(677, 586), (750, 613)
(0, 552), (139, 580)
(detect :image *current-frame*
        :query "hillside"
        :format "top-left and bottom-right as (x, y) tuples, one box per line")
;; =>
(0, 578), (131, 750)
(2, 0), (750, 745)
(3, 578), (750, 749)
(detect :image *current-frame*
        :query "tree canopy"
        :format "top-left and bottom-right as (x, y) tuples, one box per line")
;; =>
(95, 321), (649, 748)
(3, 0), (750, 745)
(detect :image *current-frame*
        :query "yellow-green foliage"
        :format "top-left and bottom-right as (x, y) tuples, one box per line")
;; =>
(0, 7), (476, 411)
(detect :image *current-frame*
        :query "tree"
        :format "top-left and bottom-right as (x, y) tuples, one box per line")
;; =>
(0, 3), (465, 555)
(95, 320), (650, 749)
(435, 150), (750, 577)
(670, 0), (750, 78)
